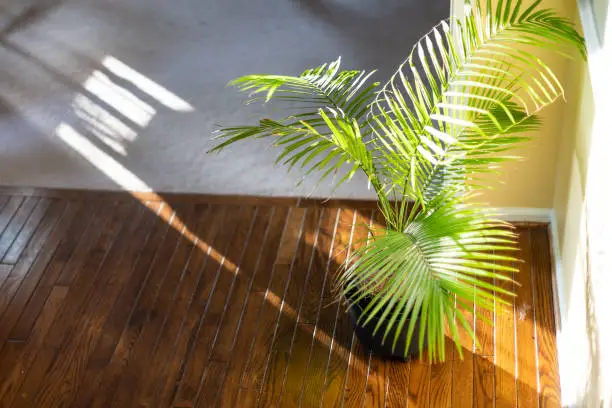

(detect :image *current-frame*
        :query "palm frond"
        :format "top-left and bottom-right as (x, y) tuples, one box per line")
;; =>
(231, 58), (379, 121)
(209, 58), (381, 189)
(371, 0), (585, 206)
(338, 200), (519, 361)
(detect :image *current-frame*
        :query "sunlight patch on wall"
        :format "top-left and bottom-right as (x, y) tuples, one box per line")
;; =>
(55, 123), (152, 191)
(102, 56), (194, 112)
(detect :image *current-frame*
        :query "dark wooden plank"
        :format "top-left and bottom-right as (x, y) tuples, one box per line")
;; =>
(142, 205), (256, 407)
(161, 206), (271, 407)
(428, 340), (453, 408)
(319, 209), (368, 408)
(386, 359), (410, 408)
(407, 358), (430, 407)
(344, 346), (372, 408)
(0, 200), (74, 349)
(495, 255), (518, 408)
(7, 200), (96, 341)
(474, 355), (495, 407)
(2, 198), (51, 264)
(515, 228), (539, 407)
(279, 207), (337, 407)
(363, 356), (387, 408)
(451, 350), (473, 407)
(162, 205), (251, 407)
(107, 204), (203, 408)
(120, 203), (216, 406)
(0, 200), (66, 327)
(451, 291), (475, 406)
(0, 196), (38, 260)
(363, 211), (392, 408)
(341, 210), (376, 408)
(67, 201), (168, 407)
(254, 207), (326, 406)
(212, 207), (290, 408)
(88, 203), (194, 408)
(6, 202), (119, 407)
(235, 207), (307, 406)
(0, 196), (24, 238)
(473, 255), (496, 407)
(531, 227), (561, 407)
(12, 201), (134, 407)
(197, 209), (292, 405)
(0, 286), (68, 403)
(30, 201), (156, 407)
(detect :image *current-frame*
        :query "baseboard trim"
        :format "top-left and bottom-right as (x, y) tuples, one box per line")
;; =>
(494, 206), (554, 223)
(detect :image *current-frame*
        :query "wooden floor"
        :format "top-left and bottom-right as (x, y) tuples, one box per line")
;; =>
(0, 191), (561, 407)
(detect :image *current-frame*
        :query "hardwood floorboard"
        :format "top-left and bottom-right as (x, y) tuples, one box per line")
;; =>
(109, 203), (202, 408)
(0, 200), (74, 349)
(0, 195), (10, 213)
(257, 207), (322, 407)
(515, 228), (540, 407)
(238, 207), (307, 406)
(150, 204), (229, 407)
(0, 196), (38, 261)
(386, 358), (410, 408)
(495, 256), (518, 408)
(407, 358), (430, 408)
(157, 205), (256, 407)
(167, 205), (253, 407)
(531, 227), (561, 408)
(93, 203), (194, 408)
(474, 355), (496, 407)
(31, 202), (155, 407)
(473, 293), (495, 406)
(69, 201), (167, 407)
(0, 286), (68, 406)
(214, 207), (290, 408)
(11, 201), (133, 407)
(0, 196), (24, 239)
(7, 202), (118, 407)
(341, 210), (376, 408)
(7, 201), (94, 342)
(1, 197), (51, 264)
(0, 192), (560, 408)
(292, 208), (340, 408)
(135, 203), (223, 407)
(0, 200), (68, 341)
(428, 339), (453, 408)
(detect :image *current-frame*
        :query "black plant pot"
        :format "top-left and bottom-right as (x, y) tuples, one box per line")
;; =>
(346, 294), (426, 361)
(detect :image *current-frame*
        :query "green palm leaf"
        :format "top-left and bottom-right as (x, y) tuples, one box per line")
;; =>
(209, 58), (381, 189)
(338, 199), (519, 361)
(371, 0), (585, 206)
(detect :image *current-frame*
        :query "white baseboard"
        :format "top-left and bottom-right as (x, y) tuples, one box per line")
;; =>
(494, 206), (554, 223)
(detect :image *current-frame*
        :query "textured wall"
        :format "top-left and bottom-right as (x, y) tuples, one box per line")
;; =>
(468, 0), (582, 209)
(0, 0), (447, 198)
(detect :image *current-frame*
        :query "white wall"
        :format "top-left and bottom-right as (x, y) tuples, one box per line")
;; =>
(0, 0), (447, 198)
(553, 0), (612, 405)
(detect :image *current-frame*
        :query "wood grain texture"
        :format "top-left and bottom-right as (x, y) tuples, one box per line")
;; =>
(495, 256), (518, 408)
(0, 191), (559, 408)
(515, 228), (540, 408)
(531, 227), (561, 408)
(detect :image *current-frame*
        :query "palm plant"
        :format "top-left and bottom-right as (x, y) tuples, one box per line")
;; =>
(209, 0), (586, 361)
